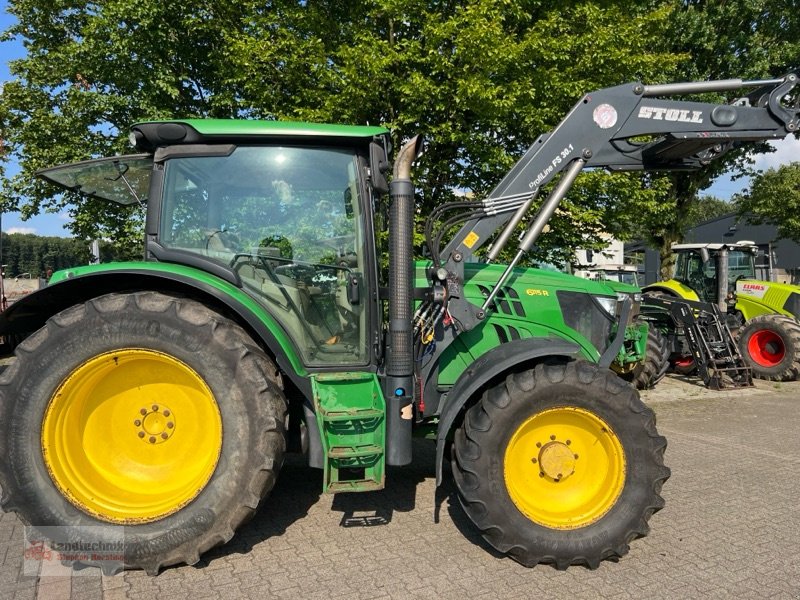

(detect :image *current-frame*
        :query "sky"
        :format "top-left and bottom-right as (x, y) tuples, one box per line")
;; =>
(1, 3), (799, 238)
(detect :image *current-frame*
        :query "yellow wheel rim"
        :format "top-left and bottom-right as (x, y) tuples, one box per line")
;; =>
(504, 406), (626, 529)
(42, 349), (222, 524)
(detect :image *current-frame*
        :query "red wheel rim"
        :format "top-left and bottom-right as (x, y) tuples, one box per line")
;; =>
(674, 356), (694, 367)
(747, 329), (785, 368)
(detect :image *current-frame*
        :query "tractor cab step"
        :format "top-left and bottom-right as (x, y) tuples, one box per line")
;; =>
(311, 373), (386, 493)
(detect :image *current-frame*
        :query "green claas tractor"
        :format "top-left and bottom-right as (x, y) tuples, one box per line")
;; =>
(644, 241), (800, 381)
(1, 72), (798, 573)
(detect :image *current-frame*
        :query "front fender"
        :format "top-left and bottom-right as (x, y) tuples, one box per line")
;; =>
(434, 337), (581, 485)
(0, 262), (310, 395)
(643, 280), (699, 301)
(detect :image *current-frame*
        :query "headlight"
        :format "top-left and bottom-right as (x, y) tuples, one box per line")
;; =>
(594, 295), (617, 317)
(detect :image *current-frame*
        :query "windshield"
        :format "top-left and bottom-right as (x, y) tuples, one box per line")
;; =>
(728, 250), (756, 283)
(159, 145), (369, 366)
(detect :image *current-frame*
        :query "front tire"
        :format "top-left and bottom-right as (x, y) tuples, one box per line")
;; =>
(623, 325), (670, 390)
(452, 360), (669, 569)
(738, 314), (800, 381)
(0, 292), (287, 574)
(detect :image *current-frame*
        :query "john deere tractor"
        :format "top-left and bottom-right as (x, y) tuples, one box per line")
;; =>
(1, 72), (798, 573)
(644, 241), (800, 380)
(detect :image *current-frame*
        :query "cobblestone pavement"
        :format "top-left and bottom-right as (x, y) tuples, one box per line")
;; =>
(2, 375), (799, 600)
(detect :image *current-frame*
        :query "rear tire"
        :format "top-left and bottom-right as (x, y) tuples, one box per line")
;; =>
(623, 325), (669, 390)
(0, 291), (287, 574)
(452, 360), (669, 569)
(737, 314), (800, 381)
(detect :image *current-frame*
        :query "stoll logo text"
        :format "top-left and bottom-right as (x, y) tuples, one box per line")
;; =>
(638, 106), (703, 124)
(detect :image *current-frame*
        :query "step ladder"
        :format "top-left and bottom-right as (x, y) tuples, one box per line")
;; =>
(311, 372), (386, 493)
(644, 297), (753, 390)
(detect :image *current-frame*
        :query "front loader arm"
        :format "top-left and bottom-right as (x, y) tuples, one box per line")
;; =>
(440, 73), (799, 267)
(412, 73), (800, 392)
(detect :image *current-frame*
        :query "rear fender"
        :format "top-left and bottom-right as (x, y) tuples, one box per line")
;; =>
(434, 337), (581, 485)
(0, 267), (310, 395)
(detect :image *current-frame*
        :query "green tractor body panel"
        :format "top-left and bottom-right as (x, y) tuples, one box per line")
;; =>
(48, 261), (308, 377)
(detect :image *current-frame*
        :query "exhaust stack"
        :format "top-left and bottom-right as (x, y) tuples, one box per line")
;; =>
(385, 135), (422, 466)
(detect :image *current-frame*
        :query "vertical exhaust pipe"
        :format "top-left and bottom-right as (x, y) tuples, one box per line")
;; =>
(717, 247), (729, 313)
(385, 135), (422, 466)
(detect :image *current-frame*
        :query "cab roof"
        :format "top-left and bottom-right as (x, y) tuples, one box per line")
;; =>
(130, 119), (390, 152)
(672, 241), (757, 252)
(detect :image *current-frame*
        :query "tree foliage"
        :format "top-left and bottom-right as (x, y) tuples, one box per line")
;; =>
(1, 0), (681, 264)
(638, 0), (800, 278)
(735, 163), (800, 243)
(0, 1), (798, 268)
(0, 232), (86, 277)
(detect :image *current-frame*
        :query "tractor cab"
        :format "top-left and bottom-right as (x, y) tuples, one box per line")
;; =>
(670, 241), (758, 306)
(37, 120), (393, 368)
(584, 264), (641, 287)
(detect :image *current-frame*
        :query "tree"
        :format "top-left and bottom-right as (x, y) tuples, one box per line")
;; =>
(735, 163), (800, 243)
(1, 1), (683, 264)
(0, 232), (93, 277)
(637, 0), (800, 278)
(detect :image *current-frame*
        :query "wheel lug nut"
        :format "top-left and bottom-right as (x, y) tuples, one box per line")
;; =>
(161, 432), (168, 440)
(140, 408), (147, 415)
(550, 435), (556, 441)
(138, 432), (145, 438)
(536, 442), (542, 448)
(531, 458), (537, 464)
(152, 405), (159, 412)
(134, 419), (141, 426)
(167, 422), (174, 429)
(574, 454), (579, 459)
(163, 410), (170, 417)
(149, 436), (156, 444)
(566, 440), (571, 445)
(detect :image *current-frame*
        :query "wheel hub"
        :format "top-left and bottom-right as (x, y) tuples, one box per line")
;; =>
(538, 440), (576, 481)
(504, 406), (626, 529)
(748, 329), (785, 367)
(135, 404), (176, 444)
(41, 349), (222, 524)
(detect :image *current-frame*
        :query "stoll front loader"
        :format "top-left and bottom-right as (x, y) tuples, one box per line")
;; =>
(1, 73), (798, 574)
(644, 241), (800, 381)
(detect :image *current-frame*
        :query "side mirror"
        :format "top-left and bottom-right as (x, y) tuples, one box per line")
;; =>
(369, 141), (389, 194)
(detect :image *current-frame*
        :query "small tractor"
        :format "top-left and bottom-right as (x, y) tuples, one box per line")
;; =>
(584, 264), (642, 287)
(644, 241), (800, 381)
(1, 72), (798, 574)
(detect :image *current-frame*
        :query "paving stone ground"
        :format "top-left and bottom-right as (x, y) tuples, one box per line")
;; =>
(1, 374), (799, 600)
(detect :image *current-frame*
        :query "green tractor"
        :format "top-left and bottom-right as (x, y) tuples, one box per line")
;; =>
(644, 241), (800, 380)
(1, 72), (798, 573)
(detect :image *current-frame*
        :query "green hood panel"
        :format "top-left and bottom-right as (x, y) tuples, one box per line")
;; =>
(413, 261), (621, 386)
